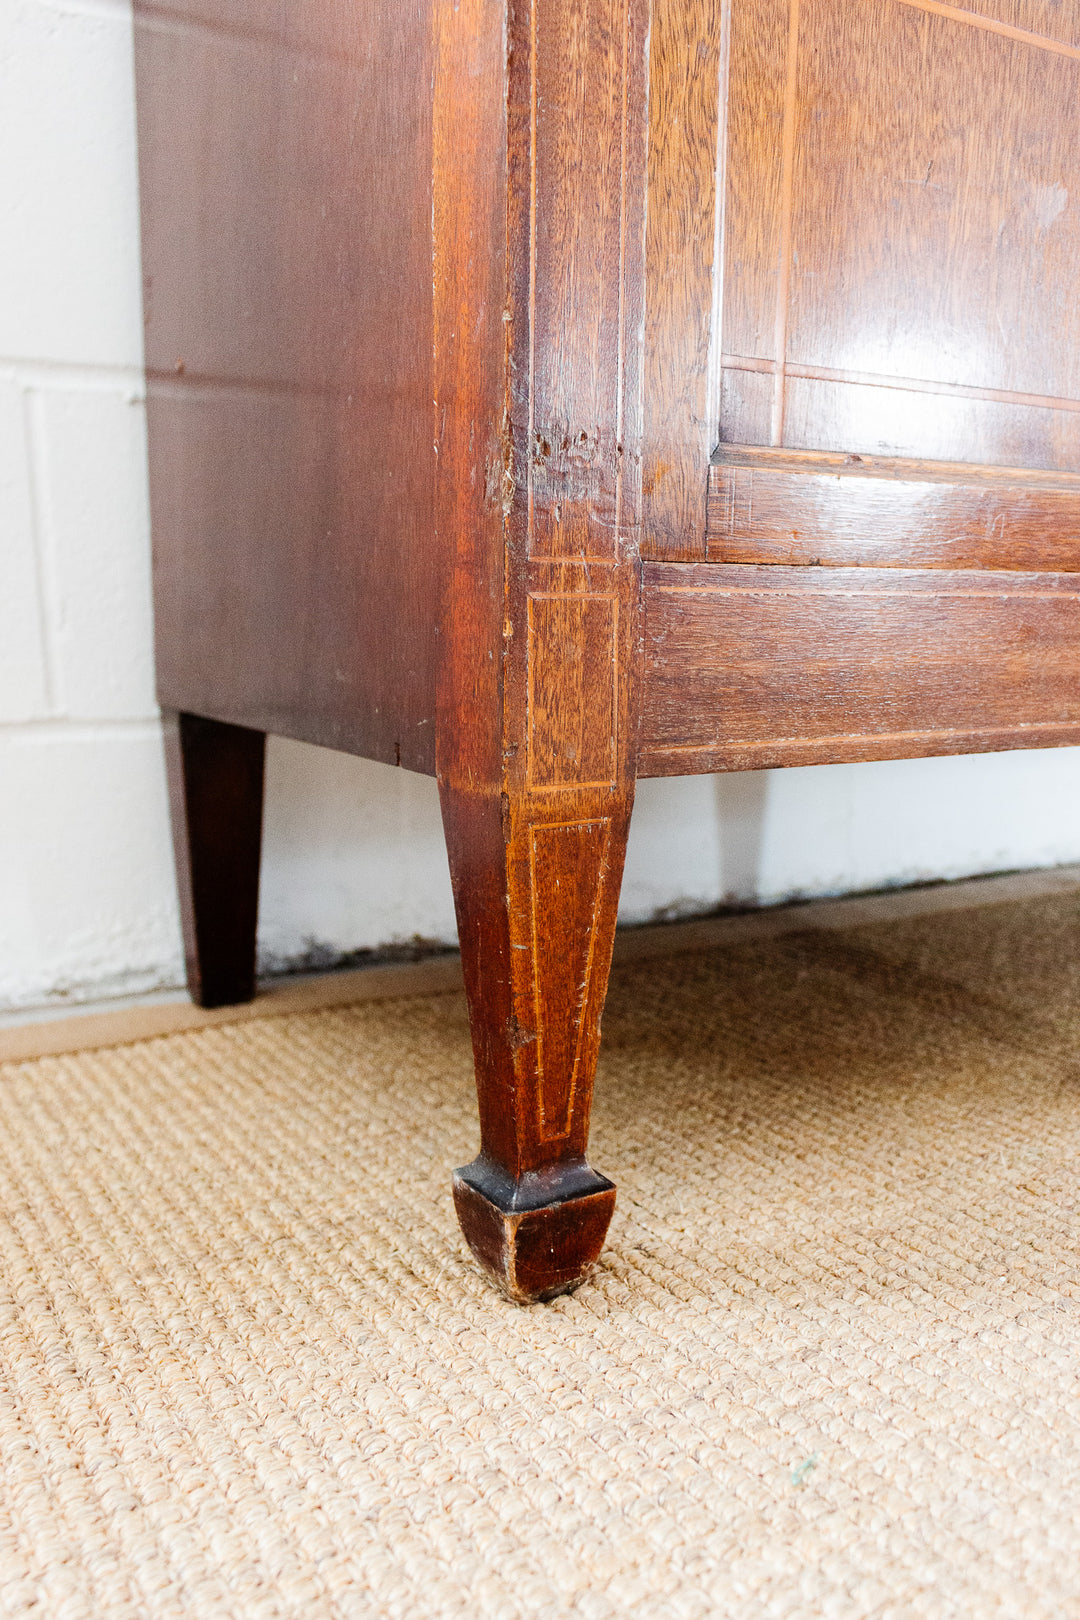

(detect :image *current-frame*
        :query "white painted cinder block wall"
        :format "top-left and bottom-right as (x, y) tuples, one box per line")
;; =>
(5, 0), (1080, 1014)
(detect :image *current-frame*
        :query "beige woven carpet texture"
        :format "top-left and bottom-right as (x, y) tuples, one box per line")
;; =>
(3, 889), (1080, 1618)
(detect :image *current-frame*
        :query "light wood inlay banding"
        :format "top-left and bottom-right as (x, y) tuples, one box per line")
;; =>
(894, 0), (1080, 60)
(722, 356), (1080, 417)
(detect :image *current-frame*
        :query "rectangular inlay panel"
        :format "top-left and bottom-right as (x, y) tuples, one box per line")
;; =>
(527, 594), (617, 789)
(641, 0), (1080, 563)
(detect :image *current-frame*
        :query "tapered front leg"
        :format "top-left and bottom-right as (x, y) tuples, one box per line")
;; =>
(432, 0), (649, 1296)
(442, 782), (632, 1301)
(163, 711), (266, 1008)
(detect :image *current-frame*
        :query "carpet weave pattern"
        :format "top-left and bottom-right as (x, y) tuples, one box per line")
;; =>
(3, 894), (1080, 1617)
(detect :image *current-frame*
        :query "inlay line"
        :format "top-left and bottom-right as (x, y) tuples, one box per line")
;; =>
(722, 355), (1080, 416)
(772, 0), (801, 447)
(894, 0), (1080, 63)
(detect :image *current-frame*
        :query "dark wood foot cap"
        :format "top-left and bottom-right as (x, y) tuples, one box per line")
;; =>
(453, 1161), (616, 1304)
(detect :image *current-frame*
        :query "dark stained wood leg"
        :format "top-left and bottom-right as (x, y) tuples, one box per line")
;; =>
(441, 782), (633, 1303)
(163, 710), (266, 1009)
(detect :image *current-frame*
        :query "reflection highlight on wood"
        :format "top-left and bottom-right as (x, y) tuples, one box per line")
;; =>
(718, 0), (1080, 463)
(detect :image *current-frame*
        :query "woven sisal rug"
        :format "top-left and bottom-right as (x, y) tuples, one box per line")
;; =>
(3, 888), (1080, 1617)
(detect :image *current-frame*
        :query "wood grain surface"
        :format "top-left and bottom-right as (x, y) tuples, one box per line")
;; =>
(641, 0), (1080, 564)
(641, 0), (727, 559)
(435, 0), (649, 1301)
(714, 0), (1080, 471)
(704, 444), (1080, 569)
(641, 561), (1080, 775)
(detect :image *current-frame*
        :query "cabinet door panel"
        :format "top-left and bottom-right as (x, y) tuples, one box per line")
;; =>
(785, 0), (1080, 410)
(641, 0), (1080, 562)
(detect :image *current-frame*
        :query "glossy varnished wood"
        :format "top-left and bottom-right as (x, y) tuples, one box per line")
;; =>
(435, 0), (649, 1301)
(714, 0), (1080, 469)
(640, 562), (1080, 775)
(641, 0), (727, 557)
(704, 445), (1080, 569)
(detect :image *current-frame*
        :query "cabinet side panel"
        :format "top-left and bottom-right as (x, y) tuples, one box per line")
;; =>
(134, 2), (438, 771)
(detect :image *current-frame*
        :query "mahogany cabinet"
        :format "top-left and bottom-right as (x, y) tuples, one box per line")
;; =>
(134, 0), (1080, 1300)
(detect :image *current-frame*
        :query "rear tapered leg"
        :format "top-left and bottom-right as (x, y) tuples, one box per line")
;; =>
(442, 783), (632, 1303)
(163, 711), (266, 1008)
